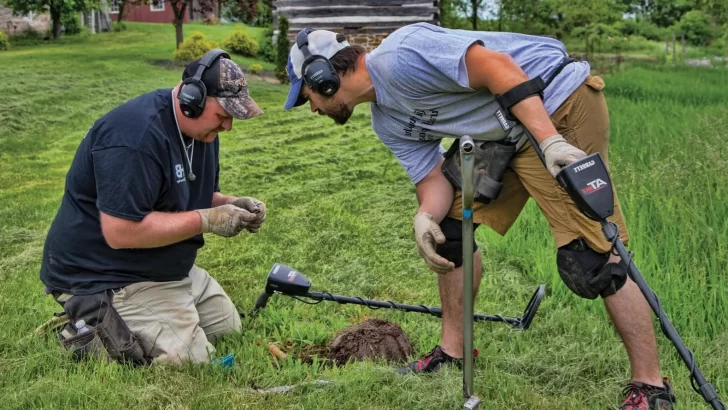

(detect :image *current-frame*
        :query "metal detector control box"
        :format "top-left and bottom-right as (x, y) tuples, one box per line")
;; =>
(265, 263), (311, 296)
(556, 153), (614, 222)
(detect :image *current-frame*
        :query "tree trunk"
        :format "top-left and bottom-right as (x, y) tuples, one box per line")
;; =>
(175, 19), (184, 48)
(51, 5), (62, 39)
(117, 1), (126, 23)
(470, 0), (478, 30)
(498, 0), (503, 31)
(173, 2), (188, 48)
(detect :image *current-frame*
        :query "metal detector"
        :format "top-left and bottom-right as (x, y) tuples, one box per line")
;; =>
(246, 263), (545, 331)
(525, 132), (725, 410)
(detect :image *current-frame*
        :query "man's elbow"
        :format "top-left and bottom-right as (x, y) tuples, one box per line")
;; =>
(102, 229), (129, 249)
(99, 213), (138, 249)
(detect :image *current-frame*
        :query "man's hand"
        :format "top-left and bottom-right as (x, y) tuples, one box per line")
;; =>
(196, 204), (258, 237)
(414, 212), (455, 274)
(539, 134), (587, 178)
(226, 197), (266, 233)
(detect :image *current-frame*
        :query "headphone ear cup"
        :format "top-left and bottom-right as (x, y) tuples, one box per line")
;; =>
(303, 58), (340, 96)
(178, 79), (206, 118)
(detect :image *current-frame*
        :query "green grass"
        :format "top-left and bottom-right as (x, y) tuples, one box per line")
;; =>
(1, 23), (727, 410)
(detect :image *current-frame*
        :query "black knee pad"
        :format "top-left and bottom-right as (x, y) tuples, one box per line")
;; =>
(556, 238), (628, 299)
(434, 217), (480, 268)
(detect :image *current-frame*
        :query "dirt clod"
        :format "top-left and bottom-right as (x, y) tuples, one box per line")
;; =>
(328, 319), (412, 365)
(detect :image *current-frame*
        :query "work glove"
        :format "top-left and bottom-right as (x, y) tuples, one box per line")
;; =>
(413, 212), (455, 275)
(196, 204), (258, 237)
(539, 134), (587, 178)
(226, 196), (266, 233)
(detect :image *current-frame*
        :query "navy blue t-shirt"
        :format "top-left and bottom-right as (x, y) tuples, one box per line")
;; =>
(40, 88), (220, 296)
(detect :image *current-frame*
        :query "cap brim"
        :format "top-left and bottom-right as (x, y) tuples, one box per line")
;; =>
(218, 95), (263, 120)
(283, 77), (306, 110)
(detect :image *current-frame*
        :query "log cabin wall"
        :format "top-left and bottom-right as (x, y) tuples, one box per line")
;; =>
(272, 0), (439, 52)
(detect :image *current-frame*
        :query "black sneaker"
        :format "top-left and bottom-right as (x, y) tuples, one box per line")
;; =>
(619, 377), (676, 410)
(395, 345), (477, 375)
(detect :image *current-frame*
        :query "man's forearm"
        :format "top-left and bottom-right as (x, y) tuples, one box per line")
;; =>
(416, 160), (455, 223)
(101, 211), (202, 249)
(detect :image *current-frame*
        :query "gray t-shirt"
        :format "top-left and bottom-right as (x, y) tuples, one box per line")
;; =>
(365, 22), (590, 184)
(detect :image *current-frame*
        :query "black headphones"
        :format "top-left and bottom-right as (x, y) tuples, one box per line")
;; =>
(296, 28), (340, 97)
(178, 49), (230, 118)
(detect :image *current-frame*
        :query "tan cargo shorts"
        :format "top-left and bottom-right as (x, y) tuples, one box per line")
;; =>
(112, 265), (241, 365)
(447, 75), (630, 253)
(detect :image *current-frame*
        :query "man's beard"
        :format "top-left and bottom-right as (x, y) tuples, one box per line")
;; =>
(329, 102), (353, 125)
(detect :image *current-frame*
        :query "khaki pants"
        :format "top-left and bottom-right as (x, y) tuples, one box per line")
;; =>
(111, 265), (241, 365)
(447, 75), (629, 253)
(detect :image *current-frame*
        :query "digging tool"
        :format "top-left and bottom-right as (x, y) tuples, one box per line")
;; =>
(459, 136), (480, 409)
(245, 264), (545, 331)
(525, 131), (725, 410)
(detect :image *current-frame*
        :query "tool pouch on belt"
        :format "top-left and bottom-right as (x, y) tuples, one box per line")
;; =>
(441, 138), (518, 204)
(57, 290), (151, 366)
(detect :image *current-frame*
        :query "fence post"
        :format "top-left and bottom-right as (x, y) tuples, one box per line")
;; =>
(665, 34), (669, 55)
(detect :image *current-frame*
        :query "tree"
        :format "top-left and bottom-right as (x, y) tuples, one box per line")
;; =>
(1, 0), (99, 39)
(694, 0), (728, 25)
(168, 0), (218, 49)
(453, 0), (487, 30)
(274, 14), (289, 84)
(227, 0), (258, 24)
(645, 0), (693, 27)
(554, 0), (624, 57)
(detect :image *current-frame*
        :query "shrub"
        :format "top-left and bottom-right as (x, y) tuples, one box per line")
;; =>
(275, 15), (290, 84)
(113, 22), (127, 32)
(258, 27), (276, 63)
(222, 29), (259, 57)
(678, 10), (717, 46)
(248, 63), (262, 74)
(62, 13), (82, 35)
(173, 32), (219, 62)
(203, 14), (220, 25)
(0, 32), (9, 51)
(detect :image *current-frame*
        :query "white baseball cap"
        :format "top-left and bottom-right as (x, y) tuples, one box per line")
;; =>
(283, 29), (350, 110)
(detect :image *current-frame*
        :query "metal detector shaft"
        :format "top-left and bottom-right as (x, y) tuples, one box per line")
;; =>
(603, 223), (725, 410)
(460, 136), (479, 407)
(302, 291), (522, 326)
(525, 131), (725, 409)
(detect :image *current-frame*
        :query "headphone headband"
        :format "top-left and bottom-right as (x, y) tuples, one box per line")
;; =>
(192, 49), (230, 83)
(178, 49), (230, 119)
(295, 28), (340, 97)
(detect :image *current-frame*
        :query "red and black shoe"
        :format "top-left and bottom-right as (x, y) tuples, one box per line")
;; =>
(395, 345), (477, 375)
(619, 377), (676, 410)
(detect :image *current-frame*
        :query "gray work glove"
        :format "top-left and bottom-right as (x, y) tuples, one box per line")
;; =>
(226, 196), (266, 233)
(196, 204), (258, 237)
(413, 212), (455, 275)
(539, 134), (587, 178)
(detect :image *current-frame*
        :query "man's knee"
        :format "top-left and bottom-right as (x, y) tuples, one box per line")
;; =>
(201, 295), (242, 343)
(435, 217), (480, 268)
(556, 238), (627, 299)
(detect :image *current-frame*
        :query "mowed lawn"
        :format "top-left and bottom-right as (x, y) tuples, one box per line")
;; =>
(0, 23), (726, 410)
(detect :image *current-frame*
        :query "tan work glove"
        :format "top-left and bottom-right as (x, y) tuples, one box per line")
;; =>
(226, 196), (266, 233)
(539, 134), (587, 178)
(413, 212), (455, 274)
(196, 204), (258, 237)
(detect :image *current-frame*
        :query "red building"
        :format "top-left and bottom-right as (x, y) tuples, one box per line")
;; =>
(109, 0), (219, 24)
